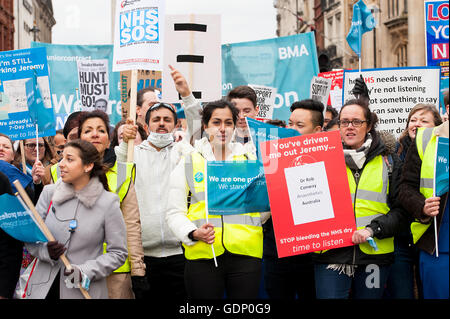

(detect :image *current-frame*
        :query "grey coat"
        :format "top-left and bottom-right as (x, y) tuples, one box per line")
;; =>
(24, 177), (128, 299)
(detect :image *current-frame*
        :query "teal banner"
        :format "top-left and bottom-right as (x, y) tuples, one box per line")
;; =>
(222, 33), (319, 123)
(30, 42), (121, 129)
(435, 137), (449, 197)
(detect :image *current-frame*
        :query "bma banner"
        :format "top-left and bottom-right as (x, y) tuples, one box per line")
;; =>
(206, 161), (270, 215)
(222, 33), (319, 123)
(77, 59), (110, 111)
(260, 130), (356, 257)
(0, 193), (47, 243)
(0, 47), (55, 140)
(31, 42), (121, 129)
(435, 137), (449, 197)
(113, 0), (165, 72)
(343, 67), (441, 138)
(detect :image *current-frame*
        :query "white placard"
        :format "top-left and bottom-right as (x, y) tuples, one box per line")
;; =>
(284, 161), (335, 225)
(162, 14), (221, 103)
(77, 59), (110, 112)
(248, 84), (277, 120)
(112, 0), (165, 72)
(343, 67), (441, 138)
(310, 76), (332, 118)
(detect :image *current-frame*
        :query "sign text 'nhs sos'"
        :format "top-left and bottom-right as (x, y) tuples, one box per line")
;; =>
(120, 8), (159, 46)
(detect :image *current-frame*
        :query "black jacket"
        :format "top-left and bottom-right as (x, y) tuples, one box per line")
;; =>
(0, 172), (23, 298)
(312, 131), (410, 266)
(398, 134), (449, 255)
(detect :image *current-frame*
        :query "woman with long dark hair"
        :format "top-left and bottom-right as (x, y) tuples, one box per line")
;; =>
(24, 139), (127, 299)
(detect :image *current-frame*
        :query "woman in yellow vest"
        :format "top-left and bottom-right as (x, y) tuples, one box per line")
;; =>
(76, 110), (146, 299)
(398, 95), (449, 299)
(166, 99), (267, 299)
(313, 98), (408, 299)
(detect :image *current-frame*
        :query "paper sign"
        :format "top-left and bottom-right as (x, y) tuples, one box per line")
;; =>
(112, 0), (165, 72)
(248, 84), (277, 121)
(162, 14), (222, 103)
(343, 67), (441, 138)
(318, 69), (344, 110)
(285, 161), (335, 225)
(260, 130), (356, 257)
(77, 59), (110, 112)
(310, 76), (332, 117)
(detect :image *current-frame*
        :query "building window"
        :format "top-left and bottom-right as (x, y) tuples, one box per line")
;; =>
(388, 0), (399, 18)
(396, 43), (407, 67)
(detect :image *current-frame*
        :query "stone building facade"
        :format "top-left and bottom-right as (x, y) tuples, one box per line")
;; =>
(275, 0), (427, 71)
(0, 0), (15, 51)
(13, 0), (56, 49)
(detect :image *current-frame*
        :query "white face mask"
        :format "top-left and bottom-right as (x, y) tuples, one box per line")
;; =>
(147, 131), (174, 148)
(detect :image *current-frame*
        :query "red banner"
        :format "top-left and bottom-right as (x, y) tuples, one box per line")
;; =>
(261, 130), (356, 257)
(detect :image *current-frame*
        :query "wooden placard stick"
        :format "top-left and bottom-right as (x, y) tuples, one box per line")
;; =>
(127, 69), (138, 163)
(19, 141), (27, 174)
(13, 180), (92, 299)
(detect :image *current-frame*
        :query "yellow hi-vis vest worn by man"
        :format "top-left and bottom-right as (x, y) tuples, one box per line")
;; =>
(183, 151), (263, 260)
(410, 126), (438, 244)
(51, 160), (135, 272)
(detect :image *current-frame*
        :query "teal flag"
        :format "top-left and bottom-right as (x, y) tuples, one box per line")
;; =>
(26, 70), (54, 131)
(435, 137), (449, 197)
(0, 193), (47, 243)
(346, 0), (375, 57)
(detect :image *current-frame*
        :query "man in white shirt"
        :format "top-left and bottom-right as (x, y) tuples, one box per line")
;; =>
(115, 68), (195, 300)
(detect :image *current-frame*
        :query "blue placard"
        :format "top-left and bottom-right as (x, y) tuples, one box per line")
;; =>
(0, 193), (47, 243)
(207, 161), (269, 215)
(0, 47), (55, 140)
(435, 137), (449, 197)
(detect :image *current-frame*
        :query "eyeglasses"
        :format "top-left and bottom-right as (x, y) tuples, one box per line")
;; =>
(338, 119), (368, 128)
(25, 143), (45, 150)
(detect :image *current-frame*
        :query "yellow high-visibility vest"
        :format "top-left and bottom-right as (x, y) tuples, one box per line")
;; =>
(315, 154), (394, 255)
(183, 152), (263, 260)
(410, 127), (437, 244)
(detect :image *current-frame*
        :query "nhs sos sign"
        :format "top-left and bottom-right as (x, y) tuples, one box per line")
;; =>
(120, 6), (159, 45)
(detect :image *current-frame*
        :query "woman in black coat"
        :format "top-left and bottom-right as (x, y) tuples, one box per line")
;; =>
(0, 171), (23, 299)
